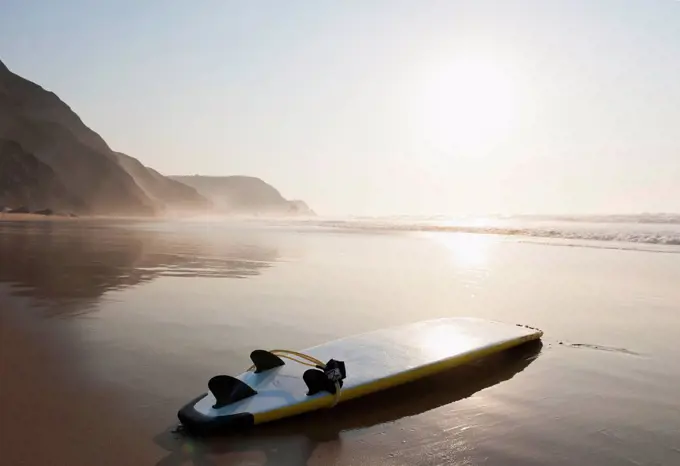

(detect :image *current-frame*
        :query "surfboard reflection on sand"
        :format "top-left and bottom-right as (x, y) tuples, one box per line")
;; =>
(154, 340), (543, 466)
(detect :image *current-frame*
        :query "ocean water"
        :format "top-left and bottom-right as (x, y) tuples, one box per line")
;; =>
(1, 215), (679, 465)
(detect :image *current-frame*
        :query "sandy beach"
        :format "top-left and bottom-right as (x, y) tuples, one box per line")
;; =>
(1, 218), (679, 465)
(0, 298), (159, 466)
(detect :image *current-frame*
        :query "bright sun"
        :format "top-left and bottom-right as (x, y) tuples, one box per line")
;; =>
(413, 56), (521, 156)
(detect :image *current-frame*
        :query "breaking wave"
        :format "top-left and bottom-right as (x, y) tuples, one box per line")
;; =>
(263, 215), (680, 250)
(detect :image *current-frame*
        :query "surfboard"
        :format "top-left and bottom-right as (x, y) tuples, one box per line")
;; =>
(177, 317), (543, 434)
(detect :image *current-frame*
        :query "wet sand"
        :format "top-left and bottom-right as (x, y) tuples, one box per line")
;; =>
(1, 219), (679, 465)
(0, 299), (159, 465)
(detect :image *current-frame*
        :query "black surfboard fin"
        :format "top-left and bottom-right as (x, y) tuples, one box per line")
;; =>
(250, 349), (285, 373)
(208, 375), (257, 409)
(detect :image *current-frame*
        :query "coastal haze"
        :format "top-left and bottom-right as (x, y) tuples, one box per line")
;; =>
(1, 1), (680, 466)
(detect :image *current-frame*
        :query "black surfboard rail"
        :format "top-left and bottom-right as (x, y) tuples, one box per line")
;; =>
(177, 393), (255, 436)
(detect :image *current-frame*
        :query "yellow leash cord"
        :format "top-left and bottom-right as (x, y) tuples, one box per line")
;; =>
(247, 349), (342, 407)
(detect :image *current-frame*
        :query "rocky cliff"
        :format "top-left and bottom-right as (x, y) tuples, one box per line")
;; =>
(0, 59), (208, 215)
(0, 138), (84, 212)
(171, 175), (315, 215)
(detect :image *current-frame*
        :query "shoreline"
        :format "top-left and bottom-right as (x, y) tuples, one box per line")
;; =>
(0, 210), (318, 221)
(0, 212), (78, 221)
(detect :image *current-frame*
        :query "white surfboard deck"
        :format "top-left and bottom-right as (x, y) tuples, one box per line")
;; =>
(190, 317), (542, 425)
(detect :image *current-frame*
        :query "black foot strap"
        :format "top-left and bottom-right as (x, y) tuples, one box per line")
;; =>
(250, 350), (285, 373)
(208, 375), (257, 409)
(303, 359), (346, 396)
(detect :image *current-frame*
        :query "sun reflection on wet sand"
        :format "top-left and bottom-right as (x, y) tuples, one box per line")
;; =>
(436, 232), (497, 269)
